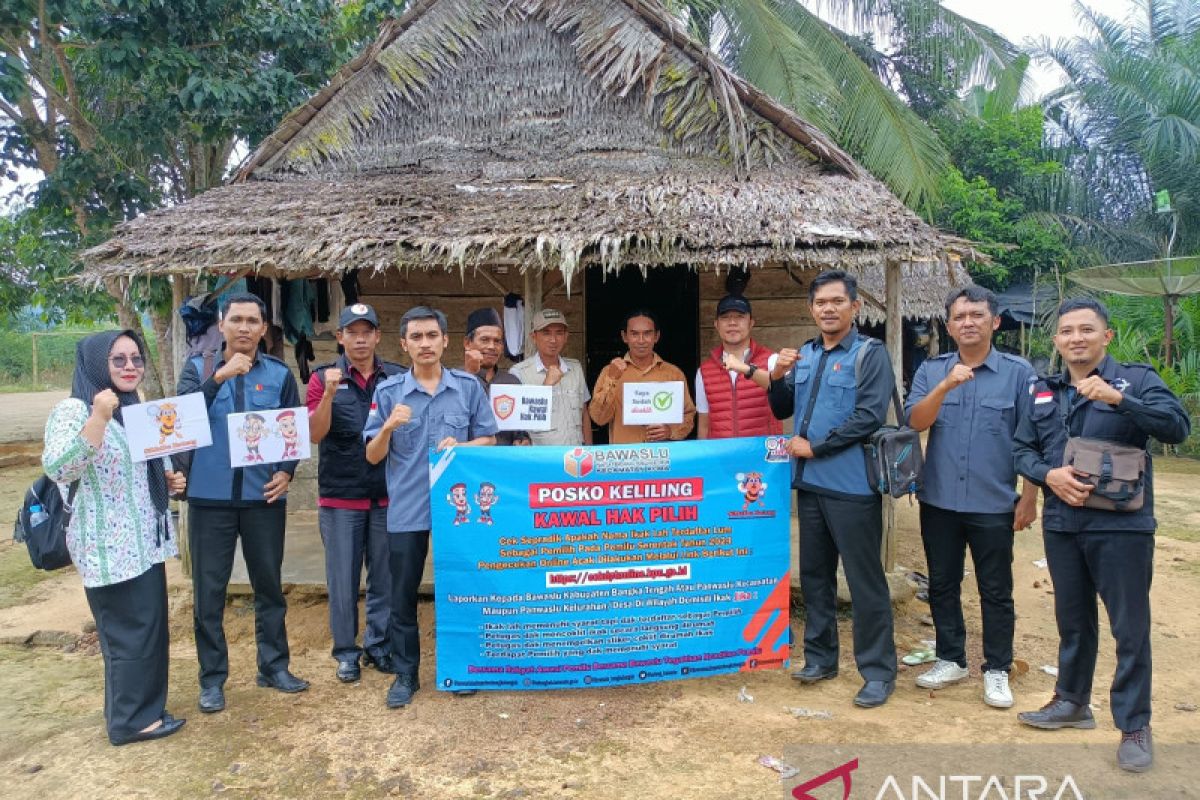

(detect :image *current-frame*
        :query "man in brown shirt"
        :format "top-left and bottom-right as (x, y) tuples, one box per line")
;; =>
(590, 309), (696, 444)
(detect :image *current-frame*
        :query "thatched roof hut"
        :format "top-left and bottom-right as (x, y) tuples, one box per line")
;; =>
(81, 0), (972, 373)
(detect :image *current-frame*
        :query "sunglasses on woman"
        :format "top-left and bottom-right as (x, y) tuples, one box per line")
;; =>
(110, 355), (146, 368)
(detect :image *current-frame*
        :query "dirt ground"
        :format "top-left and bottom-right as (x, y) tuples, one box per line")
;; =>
(1, 460), (1199, 799)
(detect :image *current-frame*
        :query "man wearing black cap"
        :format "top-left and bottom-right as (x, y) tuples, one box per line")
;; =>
(463, 307), (528, 446)
(307, 303), (406, 682)
(696, 295), (783, 440)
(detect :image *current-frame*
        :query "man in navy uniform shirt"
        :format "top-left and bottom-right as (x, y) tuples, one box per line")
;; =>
(906, 286), (1038, 709)
(177, 292), (308, 713)
(1014, 297), (1189, 773)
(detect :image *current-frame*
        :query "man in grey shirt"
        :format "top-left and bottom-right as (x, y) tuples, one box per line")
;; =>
(905, 286), (1038, 709)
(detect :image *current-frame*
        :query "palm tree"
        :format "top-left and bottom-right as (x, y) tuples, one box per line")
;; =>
(665, 0), (1019, 215)
(1040, 0), (1200, 257)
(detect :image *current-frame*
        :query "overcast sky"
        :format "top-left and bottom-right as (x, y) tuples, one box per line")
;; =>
(1, 0), (1142, 209)
(944, 0), (1137, 95)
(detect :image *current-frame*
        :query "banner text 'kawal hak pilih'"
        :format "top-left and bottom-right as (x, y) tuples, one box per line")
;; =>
(430, 437), (793, 692)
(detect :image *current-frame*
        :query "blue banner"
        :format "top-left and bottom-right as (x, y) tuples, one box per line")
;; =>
(429, 436), (793, 692)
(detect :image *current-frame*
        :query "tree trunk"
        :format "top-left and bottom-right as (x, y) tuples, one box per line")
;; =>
(105, 277), (164, 398)
(150, 307), (173, 393)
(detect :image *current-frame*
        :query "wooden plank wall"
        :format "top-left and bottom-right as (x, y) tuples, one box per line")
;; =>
(356, 264), (816, 371)
(358, 268), (586, 367)
(697, 265), (818, 356)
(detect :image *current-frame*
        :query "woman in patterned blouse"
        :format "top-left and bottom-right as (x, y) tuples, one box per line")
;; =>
(42, 330), (187, 746)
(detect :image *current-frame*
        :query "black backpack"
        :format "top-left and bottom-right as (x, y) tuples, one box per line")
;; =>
(857, 342), (924, 498)
(13, 475), (79, 570)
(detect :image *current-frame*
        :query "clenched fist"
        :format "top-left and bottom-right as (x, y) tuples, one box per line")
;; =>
(215, 352), (254, 383)
(324, 367), (344, 393)
(772, 348), (798, 380)
(92, 389), (120, 422)
(941, 363), (975, 391)
(384, 403), (413, 432)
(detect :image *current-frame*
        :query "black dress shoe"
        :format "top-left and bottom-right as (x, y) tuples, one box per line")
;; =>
(853, 680), (895, 708)
(363, 651), (399, 674)
(110, 714), (187, 746)
(256, 669), (311, 693)
(336, 660), (362, 683)
(792, 663), (839, 684)
(386, 673), (419, 708)
(198, 686), (225, 713)
(1017, 695), (1096, 730)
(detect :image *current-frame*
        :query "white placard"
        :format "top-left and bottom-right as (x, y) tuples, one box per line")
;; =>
(226, 406), (311, 466)
(125, 393), (213, 463)
(489, 384), (553, 432)
(622, 381), (684, 425)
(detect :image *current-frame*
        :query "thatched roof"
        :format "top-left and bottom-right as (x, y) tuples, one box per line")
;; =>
(81, 0), (973, 315)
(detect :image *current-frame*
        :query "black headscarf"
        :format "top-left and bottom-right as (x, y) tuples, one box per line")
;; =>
(71, 330), (172, 543)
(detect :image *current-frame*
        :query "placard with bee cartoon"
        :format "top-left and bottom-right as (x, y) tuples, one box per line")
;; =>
(125, 392), (213, 462)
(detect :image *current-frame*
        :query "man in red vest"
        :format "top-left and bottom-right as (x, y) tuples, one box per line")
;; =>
(696, 295), (783, 439)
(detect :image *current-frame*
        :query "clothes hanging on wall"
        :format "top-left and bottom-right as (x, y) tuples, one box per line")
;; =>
(503, 293), (525, 361)
(341, 270), (360, 306)
(280, 279), (316, 344)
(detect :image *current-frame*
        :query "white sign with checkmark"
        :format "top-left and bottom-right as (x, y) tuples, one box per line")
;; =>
(622, 381), (684, 425)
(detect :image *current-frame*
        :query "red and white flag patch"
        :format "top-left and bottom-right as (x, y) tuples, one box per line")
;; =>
(1034, 391), (1054, 405)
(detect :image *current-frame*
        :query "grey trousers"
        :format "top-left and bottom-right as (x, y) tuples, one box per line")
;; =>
(319, 505), (392, 662)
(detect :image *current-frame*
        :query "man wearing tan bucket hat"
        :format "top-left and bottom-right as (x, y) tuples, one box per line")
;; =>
(509, 309), (592, 446)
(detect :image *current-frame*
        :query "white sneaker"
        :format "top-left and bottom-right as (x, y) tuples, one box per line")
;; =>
(983, 670), (1014, 708)
(915, 659), (970, 689)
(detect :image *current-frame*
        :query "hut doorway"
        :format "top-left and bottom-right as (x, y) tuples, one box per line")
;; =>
(584, 265), (700, 444)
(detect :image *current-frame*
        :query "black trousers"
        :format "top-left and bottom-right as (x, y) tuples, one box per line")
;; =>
(190, 504), (289, 687)
(84, 562), (170, 743)
(797, 490), (896, 681)
(388, 530), (430, 679)
(919, 503), (1015, 672)
(1044, 529), (1154, 732)
(319, 505), (392, 663)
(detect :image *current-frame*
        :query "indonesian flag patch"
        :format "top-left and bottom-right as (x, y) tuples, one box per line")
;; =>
(1034, 391), (1054, 405)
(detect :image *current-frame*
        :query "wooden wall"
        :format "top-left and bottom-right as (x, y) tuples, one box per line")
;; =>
(357, 267), (586, 367)
(356, 264), (815, 371)
(698, 265), (818, 356)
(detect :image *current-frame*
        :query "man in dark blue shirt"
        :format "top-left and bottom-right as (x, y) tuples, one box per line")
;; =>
(906, 286), (1038, 709)
(1014, 297), (1190, 774)
(768, 270), (897, 709)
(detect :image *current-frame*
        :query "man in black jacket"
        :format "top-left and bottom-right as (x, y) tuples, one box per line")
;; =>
(1014, 297), (1190, 773)
(307, 304), (406, 683)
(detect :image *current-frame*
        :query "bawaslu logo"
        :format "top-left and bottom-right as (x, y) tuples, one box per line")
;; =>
(563, 448), (594, 478)
(764, 435), (789, 463)
(562, 446), (672, 477)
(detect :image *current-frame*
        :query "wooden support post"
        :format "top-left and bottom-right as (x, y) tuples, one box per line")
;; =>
(882, 261), (903, 573)
(170, 274), (194, 579)
(523, 269), (544, 358)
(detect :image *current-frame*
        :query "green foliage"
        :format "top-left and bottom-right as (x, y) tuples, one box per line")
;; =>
(932, 106), (1072, 289)
(1040, 0), (1200, 257)
(680, 0), (1022, 215)
(1, 0), (399, 329)
(0, 328), (99, 388)
(0, 207), (114, 326)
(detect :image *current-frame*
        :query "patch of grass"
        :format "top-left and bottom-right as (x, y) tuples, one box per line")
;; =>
(0, 542), (60, 610)
(0, 466), (59, 608)
(1158, 526), (1200, 544)
(1156, 455), (1200, 476)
